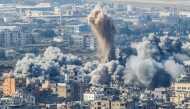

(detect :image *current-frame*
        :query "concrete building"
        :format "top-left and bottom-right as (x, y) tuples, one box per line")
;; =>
(100, 87), (120, 96)
(26, 83), (40, 97)
(3, 76), (26, 95)
(54, 7), (61, 15)
(174, 82), (190, 92)
(65, 70), (85, 82)
(71, 35), (97, 50)
(152, 87), (170, 102)
(72, 35), (86, 49)
(0, 29), (33, 47)
(54, 36), (63, 42)
(85, 36), (97, 51)
(90, 97), (139, 109)
(12, 92), (36, 105)
(83, 91), (104, 101)
(57, 81), (86, 102)
(90, 99), (111, 109)
(127, 5), (132, 11)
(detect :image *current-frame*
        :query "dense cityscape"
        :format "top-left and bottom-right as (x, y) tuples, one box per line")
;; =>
(0, 0), (190, 109)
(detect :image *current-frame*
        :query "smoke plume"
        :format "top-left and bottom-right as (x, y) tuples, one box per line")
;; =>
(88, 33), (188, 89)
(13, 46), (83, 83)
(12, 8), (189, 90)
(88, 8), (117, 63)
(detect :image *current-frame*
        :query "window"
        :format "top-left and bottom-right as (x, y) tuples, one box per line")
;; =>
(120, 103), (125, 106)
(97, 102), (101, 105)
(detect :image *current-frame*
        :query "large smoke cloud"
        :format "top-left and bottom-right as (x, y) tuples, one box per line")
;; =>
(88, 8), (117, 63)
(12, 8), (189, 90)
(13, 46), (82, 83)
(89, 33), (188, 89)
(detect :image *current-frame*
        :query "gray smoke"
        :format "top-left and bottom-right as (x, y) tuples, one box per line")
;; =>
(89, 60), (122, 85)
(13, 46), (82, 83)
(88, 8), (117, 63)
(122, 34), (188, 89)
(88, 33), (188, 89)
(12, 10), (189, 90)
(118, 47), (137, 66)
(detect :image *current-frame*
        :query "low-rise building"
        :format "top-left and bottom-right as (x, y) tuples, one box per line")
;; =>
(152, 87), (170, 102)
(83, 91), (104, 101)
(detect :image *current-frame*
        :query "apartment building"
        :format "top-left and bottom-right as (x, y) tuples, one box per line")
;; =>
(71, 34), (97, 51)
(72, 35), (86, 49)
(0, 29), (33, 47)
(90, 97), (139, 109)
(57, 81), (86, 102)
(83, 91), (104, 101)
(3, 76), (26, 95)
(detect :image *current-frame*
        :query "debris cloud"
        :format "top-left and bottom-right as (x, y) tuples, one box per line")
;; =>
(88, 8), (117, 63)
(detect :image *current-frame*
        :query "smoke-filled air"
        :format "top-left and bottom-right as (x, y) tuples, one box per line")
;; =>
(88, 8), (117, 63)
(12, 8), (189, 89)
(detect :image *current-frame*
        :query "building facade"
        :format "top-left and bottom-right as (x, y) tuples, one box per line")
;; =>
(0, 29), (33, 47)
(83, 91), (104, 101)
(3, 77), (26, 95)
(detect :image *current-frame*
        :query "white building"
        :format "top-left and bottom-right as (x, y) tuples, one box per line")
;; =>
(54, 7), (60, 15)
(65, 71), (85, 82)
(83, 91), (104, 101)
(180, 11), (190, 17)
(127, 5), (132, 12)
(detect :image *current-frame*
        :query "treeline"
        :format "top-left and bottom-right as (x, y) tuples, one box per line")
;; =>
(119, 19), (190, 36)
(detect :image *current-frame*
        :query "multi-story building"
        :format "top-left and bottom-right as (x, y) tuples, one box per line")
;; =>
(100, 86), (120, 96)
(0, 29), (33, 47)
(71, 34), (97, 51)
(86, 35), (97, 51)
(26, 83), (40, 97)
(72, 35), (86, 49)
(65, 70), (85, 82)
(83, 91), (104, 101)
(90, 97), (139, 109)
(3, 76), (26, 95)
(57, 81), (86, 102)
(152, 87), (170, 102)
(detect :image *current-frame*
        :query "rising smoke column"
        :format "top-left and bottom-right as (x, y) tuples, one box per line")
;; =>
(88, 8), (117, 63)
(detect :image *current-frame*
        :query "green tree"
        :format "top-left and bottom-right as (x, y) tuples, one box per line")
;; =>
(119, 25), (132, 36)
(0, 49), (5, 60)
(40, 29), (56, 38)
(147, 23), (157, 33)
